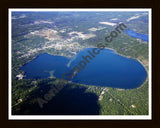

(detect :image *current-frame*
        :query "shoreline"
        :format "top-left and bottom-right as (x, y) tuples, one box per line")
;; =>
(103, 47), (149, 90)
(136, 59), (149, 89)
(19, 46), (149, 90)
(66, 46), (149, 90)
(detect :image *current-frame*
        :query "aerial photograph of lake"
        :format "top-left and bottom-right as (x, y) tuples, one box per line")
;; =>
(9, 9), (151, 119)
(21, 48), (147, 89)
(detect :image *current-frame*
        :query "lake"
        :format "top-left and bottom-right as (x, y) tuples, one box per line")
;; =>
(126, 30), (149, 42)
(21, 48), (147, 89)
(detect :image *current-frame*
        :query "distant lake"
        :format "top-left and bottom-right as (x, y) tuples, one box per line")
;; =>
(21, 48), (147, 89)
(126, 30), (149, 42)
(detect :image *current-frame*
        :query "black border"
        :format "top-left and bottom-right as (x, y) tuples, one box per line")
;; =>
(0, 0), (160, 128)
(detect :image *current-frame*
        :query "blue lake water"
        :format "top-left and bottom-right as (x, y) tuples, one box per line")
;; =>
(126, 30), (149, 42)
(21, 48), (147, 89)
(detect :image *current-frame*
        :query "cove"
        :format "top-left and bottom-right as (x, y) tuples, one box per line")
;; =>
(126, 30), (149, 42)
(20, 48), (147, 89)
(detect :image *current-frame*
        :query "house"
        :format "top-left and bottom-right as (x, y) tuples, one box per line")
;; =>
(16, 74), (24, 80)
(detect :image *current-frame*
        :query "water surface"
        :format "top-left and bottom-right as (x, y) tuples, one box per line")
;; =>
(126, 30), (149, 42)
(21, 48), (147, 89)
